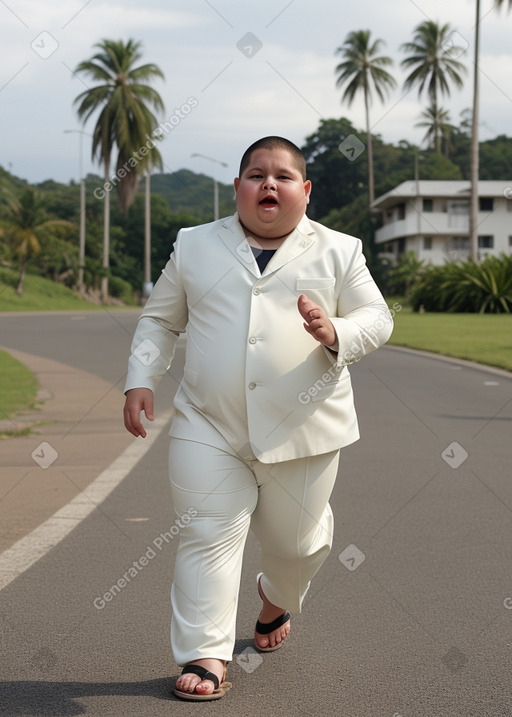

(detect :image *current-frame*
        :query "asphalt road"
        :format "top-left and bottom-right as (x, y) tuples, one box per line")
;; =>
(1, 311), (512, 716)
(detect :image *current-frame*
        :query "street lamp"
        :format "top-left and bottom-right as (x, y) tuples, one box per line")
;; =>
(64, 129), (91, 291)
(191, 153), (228, 220)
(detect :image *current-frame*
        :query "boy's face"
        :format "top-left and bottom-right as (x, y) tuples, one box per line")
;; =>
(234, 148), (312, 240)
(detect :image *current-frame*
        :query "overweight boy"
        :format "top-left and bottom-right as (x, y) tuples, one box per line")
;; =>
(123, 136), (393, 701)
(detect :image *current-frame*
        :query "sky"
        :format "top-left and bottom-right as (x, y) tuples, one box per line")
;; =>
(1, 0), (511, 190)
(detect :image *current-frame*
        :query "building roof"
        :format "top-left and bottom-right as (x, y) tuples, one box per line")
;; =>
(372, 180), (512, 210)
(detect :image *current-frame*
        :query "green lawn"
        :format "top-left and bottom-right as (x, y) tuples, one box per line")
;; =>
(0, 268), (136, 312)
(0, 268), (105, 312)
(0, 348), (39, 423)
(389, 304), (512, 373)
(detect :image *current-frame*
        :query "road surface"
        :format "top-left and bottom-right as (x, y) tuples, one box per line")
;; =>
(1, 310), (511, 716)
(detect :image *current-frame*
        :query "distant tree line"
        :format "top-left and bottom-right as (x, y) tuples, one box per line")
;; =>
(1, 118), (511, 299)
(2, 9), (512, 303)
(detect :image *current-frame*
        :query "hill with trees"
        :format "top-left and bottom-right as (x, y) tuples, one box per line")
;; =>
(1, 118), (511, 303)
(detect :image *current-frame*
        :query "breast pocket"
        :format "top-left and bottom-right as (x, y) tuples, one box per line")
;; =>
(296, 277), (335, 291)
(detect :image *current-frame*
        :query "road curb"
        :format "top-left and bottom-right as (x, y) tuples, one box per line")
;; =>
(385, 344), (512, 380)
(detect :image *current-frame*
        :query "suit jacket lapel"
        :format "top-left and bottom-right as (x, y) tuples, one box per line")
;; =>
(216, 213), (316, 279)
(262, 215), (316, 275)
(216, 213), (260, 278)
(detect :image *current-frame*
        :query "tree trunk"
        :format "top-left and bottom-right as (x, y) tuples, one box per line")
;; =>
(435, 125), (441, 155)
(16, 259), (26, 296)
(101, 161), (110, 302)
(78, 177), (86, 291)
(469, 0), (480, 263)
(432, 97), (441, 155)
(365, 88), (374, 206)
(143, 167), (152, 300)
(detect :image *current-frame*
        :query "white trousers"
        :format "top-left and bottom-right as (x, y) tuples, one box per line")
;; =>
(168, 436), (340, 666)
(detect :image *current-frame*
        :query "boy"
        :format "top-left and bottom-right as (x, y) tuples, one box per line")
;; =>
(123, 136), (393, 701)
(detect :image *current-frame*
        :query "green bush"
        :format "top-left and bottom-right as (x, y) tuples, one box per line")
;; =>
(384, 251), (426, 297)
(410, 254), (512, 313)
(108, 275), (137, 305)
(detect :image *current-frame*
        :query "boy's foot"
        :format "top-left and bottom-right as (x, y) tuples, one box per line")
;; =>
(175, 658), (226, 696)
(254, 576), (291, 651)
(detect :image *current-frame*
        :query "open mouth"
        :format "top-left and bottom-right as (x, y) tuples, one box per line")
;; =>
(259, 196), (278, 205)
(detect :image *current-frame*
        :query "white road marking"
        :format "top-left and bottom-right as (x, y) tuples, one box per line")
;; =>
(0, 412), (171, 592)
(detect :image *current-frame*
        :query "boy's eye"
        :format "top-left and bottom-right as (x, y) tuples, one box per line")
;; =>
(248, 174), (291, 180)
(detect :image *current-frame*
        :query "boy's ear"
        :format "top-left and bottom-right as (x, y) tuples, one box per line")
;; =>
(234, 178), (240, 193)
(304, 179), (312, 203)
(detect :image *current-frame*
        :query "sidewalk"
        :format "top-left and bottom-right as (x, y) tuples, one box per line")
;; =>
(0, 347), (134, 553)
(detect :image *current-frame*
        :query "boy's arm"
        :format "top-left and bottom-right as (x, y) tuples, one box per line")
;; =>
(330, 239), (393, 366)
(124, 246), (188, 435)
(299, 239), (393, 366)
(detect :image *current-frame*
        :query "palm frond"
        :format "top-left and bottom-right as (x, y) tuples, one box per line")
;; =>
(72, 38), (166, 215)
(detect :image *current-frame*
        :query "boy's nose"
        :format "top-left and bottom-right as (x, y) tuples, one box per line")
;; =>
(262, 179), (277, 190)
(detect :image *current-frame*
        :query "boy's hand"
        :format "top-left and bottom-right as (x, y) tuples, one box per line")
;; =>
(298, 294), (337, 349)
(123, 388), (154, 438)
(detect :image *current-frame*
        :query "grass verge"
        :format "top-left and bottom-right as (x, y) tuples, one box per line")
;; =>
(0, 348), (39, 425)
(389, 303), (512, 373)
(0, 268), (136, 312)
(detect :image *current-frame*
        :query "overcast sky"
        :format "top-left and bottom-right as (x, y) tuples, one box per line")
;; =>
(1, 0), (511, 189)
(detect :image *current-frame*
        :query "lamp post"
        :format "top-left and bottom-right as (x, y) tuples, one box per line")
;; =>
(191, 153), (228, 220)
(143, 166), (152, 300)
(64, 129), (91, 291)
(414, 149), (425, 236)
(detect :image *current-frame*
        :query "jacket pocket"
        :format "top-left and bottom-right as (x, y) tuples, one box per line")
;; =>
(310, 371), (350, 402)
(296, 277), (335, 291)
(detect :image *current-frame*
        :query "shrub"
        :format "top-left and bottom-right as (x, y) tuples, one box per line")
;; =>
(410, 254), (512, 313)
(108, 275), (137, 305)
(384, 251), (426, 297)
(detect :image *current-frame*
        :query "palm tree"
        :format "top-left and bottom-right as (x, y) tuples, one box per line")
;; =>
(470, 0), (512, 263)
(73, 39), (164, 302)
(401, 21), (466, 156)
(415, 104), (455, 155)
(334, 30), (396, 205)
(5, 189), (72, 295)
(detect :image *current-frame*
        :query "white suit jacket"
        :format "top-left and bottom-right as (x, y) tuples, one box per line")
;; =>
(124, 213), (393, 463)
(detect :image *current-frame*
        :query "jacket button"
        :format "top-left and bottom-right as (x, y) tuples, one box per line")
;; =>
(249, 337), (257, 344)
(248, 382), (256, 390)
(253, 288), (261, 295)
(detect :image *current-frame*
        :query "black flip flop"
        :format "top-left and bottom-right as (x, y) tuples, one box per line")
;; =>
(255, 610), (292, 652)
(255, 572), (291, 652)
(173, 664), (232, 701)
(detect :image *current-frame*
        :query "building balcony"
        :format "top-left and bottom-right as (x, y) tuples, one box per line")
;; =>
(375, 212), (470, 244)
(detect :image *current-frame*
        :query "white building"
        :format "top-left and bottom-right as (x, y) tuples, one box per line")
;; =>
(372, 180), (512, 264)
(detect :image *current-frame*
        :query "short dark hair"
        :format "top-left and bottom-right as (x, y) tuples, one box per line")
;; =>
(238, 136), (307, 180)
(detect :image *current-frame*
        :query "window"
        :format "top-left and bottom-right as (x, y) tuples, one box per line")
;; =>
(509, 236), (512, 247)
(448, 201), (470, 216)
(451, 237), (470, 251)
(397, 203), (406, 220)
(423, 237), (432, 250)
(422, 199), (433, 212)
(479, 197), (494, 211)
(478, 235), (494, 249)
